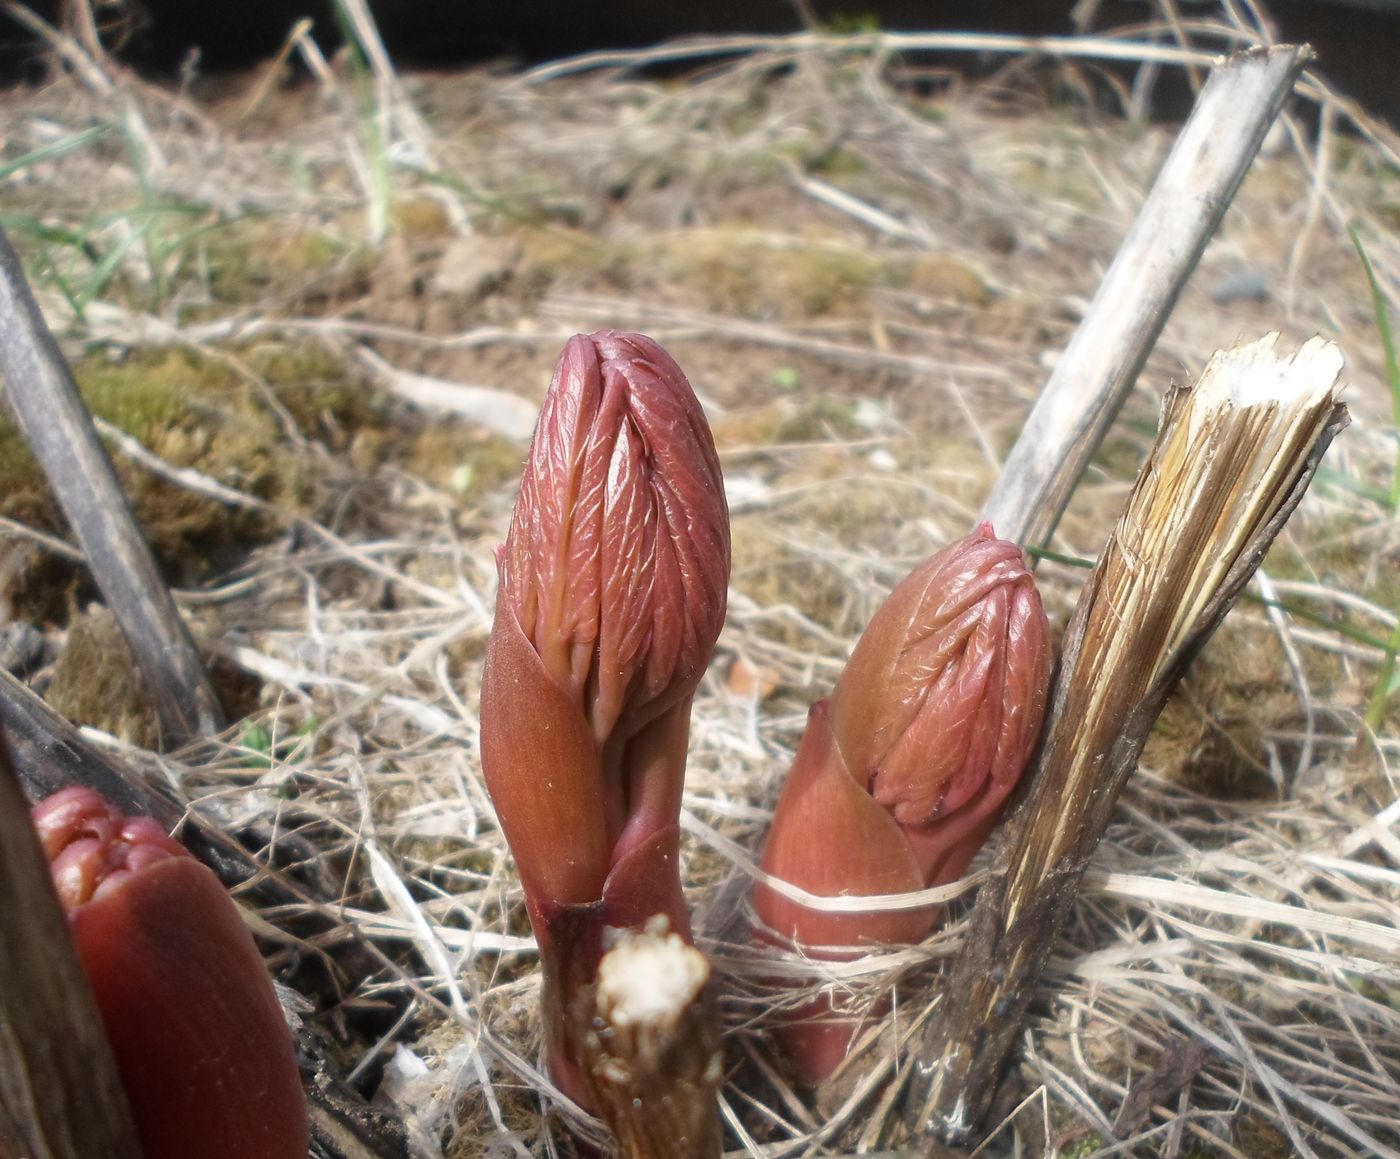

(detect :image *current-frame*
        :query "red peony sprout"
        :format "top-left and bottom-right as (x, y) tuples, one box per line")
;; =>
(754, 523), (1052, 1082)
(480, 330), (730, 1113)
(32, 787), (308, 1159)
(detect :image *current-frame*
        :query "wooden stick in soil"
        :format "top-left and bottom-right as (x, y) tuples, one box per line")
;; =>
(911, 334), (1348, 1146)
(570, 919), (723, 1158)
(0, 743), (144, 1159)
(977, 44), (1311, 550)
(0, 226), (224, 744)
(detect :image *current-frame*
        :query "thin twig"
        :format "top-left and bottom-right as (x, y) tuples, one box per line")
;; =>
(0, 227), (225, 742)
(977, 44), (1311, 548)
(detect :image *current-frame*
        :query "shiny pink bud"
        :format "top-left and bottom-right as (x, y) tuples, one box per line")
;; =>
(33, 787), (308, 1159)
(499, 329), (729, 748)
(832, 522), (1052, 873)
(755, 524), (1052, 1080)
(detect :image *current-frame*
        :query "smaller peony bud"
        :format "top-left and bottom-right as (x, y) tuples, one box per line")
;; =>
(33, 787), (308, 1159)
(755, 523), (1052, 1082)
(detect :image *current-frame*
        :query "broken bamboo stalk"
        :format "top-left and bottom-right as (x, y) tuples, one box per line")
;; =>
(978, 44), (1311, 550)
(911, 334), (1348, 1145)
(0, 745), (144, 1159)
(0, 226), (224, 743)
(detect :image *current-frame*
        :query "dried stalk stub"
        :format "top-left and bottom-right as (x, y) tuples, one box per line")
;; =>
(479, 331), (729, 1137)
(33, 787), (309, 1159)
(754, 524), (1051, 1083)
(915, 333), (1348, 1144)
(570, 919), (723, 1159)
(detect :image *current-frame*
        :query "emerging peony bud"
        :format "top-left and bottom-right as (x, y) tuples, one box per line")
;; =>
(754, 523), (1052, 1081)
(480, 331), (730, 1119)
(32, 787), (308, 1159)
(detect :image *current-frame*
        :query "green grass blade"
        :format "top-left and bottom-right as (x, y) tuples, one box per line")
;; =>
(1028, 542), (1392, 650)
(1348, 225), (1400, 511)
(0, 126), (109, 183)
(1313, 465), (1392, 507)
(1366, 620), (1400, 731)
(75, 219), (153, 310)
(1024, 544), (1094, 569)
(1350, 225), (1400, 730)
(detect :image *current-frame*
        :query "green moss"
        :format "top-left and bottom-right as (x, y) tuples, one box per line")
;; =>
(401, 424), (524, 497)
(654, 227), (886, 319)
(76, 348), (226, 427)
(0, 347), (241, 532)
(244, 341), (394, 451)
(0, 336), (536, 594)
(510, 225), (636, 290)
(772, 398), (864, 443)
(389, 196), (454, 238)
(805, 144), (870, 180)
(200, 216), (372, 307)
(897, 252), (990, 306)
(45, 606), (160, 749)
(1235, 1115), (1295, 1158)
(730, 516), (860, 638)
(911, 100), (949, 125)
(508, 221), (990, 325)
(0, 344), (367, 610)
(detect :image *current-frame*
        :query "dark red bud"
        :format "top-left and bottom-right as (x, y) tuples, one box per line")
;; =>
(33, 787), (308, 1159)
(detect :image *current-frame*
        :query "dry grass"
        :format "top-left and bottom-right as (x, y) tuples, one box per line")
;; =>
(1, 2), (1398, 1156)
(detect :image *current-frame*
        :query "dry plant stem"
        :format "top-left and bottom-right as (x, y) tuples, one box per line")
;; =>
(978, 44), (1310, 549)
(59, 0), (103, 60)
(0, 665), (354, 917)
(0, 227), (224, 743)
(0, 668), (168, 824)
(2, 2), (114, 96)
(0, 748), (143, 1159)
(913, 336), (1348, 1146)
(334, 0), (438, 168)
(303, 1095), (409, 1159)
(569, 924), (722, 1159)
(520, 31), (1216, 85)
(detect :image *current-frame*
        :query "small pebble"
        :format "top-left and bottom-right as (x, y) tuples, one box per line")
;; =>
(1210, 268), (1271, 304)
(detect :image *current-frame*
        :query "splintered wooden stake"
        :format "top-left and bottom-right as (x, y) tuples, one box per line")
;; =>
(912, 334), (1348, 1146)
